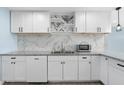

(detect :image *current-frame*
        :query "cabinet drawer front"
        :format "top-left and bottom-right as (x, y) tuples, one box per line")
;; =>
(64, 56), (78, 61)
(48, 56), (62, 61)
(109, 59), (124, 71)
(2, 56), (25, 62)
(78, 56), (91, 62)
(28, 56), (47, 60)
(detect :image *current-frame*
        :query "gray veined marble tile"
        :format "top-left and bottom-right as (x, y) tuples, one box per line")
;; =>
(17, 33), (106, 53)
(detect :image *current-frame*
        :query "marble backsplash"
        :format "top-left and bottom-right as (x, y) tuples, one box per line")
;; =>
(17, 33), (106, 53)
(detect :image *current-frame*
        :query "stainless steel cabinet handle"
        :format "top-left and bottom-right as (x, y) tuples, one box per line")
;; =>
(34, 58), (39, 60)
(82, 57), (87, 59)
(11, 62), (15, 64)
(117, 64), (124, 67)
(105, 58), (108, 60)
(21, 27), (23, 32)
(61, 62), (65, 64)
(97, 27), (101, 32)
(19, 27), (20, 32)
(11, 57), (16, 59)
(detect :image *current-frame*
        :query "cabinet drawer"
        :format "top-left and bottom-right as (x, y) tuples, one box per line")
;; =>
(48, 56), (62, 61)
(78, 56), (91, 62)
(109, 59), (124, 71)
(2, 56), (25, 62)
(65, 56), (78, 61)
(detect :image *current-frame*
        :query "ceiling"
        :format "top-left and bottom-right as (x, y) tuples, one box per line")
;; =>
(9, 7), (115, 12)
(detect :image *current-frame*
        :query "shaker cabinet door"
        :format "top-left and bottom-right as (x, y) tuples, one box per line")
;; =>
(33, 12), (50, 33)
(86, 11), (111, 33)
(2, 62), (14, 81)
(48, 61), (62, 81)
(15, 62), (26, 81)
(27, 56), (47, 82)
(63, 61), (78, 80)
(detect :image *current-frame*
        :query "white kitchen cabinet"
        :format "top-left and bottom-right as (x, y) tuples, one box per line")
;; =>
(91, 56), (100, 80)
(27, 56), (47, 82)
(11, 12), (33, 33)
(86, 11), (111, 33)
(78, 56), (91, 80)
(11, 11), (50, 33)
(63, 56), (78, 80)
(100, 56), (109, 84)
(75, 12), (85, 33)
(48, 61), (62, 81)
(48, 56), (78, 81)
(0, 56), (2, 81)
(33, 12), (50, 33)
(108, 58), (124, 85)
(14, 62), (26, 81)
(2, 61), (15, 81)
(2, 56), (26, 82)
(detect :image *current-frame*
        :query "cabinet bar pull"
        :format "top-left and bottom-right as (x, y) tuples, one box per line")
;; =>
(19, 27), (20, 32)
(34, 58), (39, 60)
(82, 57), (87, 59)
(117, 64), (124, 67)
(11, 57), (16, 59)
(11, 62), (15, 64)
(21, 27), (23, 32)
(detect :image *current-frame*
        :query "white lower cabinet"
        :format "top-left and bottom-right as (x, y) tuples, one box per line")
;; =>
(14, 62), (26, 81)
(27, 56), (47, 82)
(78, 56), (91, 80)
(63, 58), (78, 80)
(91, 56), (100, 80)
(48, 61), (62, 81)
(108, 58), (124, 85)
(2, 56), (26, 82)
(100, 56), (109, 84)
(48, 56), (78, 81)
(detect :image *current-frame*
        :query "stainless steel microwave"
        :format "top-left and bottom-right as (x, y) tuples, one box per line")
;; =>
(76, 44), (91, 52)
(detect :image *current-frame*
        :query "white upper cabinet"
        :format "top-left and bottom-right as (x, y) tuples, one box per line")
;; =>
(75, 11), (111, 33)
(86, 11), (111, 33)
(11, 11), (50, 33)
(11, 12), (33, 33)
(33, 12), (50, 33)
(75, 12), (85, 33)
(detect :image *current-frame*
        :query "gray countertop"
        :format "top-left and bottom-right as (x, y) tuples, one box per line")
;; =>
(0, 51), (124, 62)
(0, 51), (100, 56)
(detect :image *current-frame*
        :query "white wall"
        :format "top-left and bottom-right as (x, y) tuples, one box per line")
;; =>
(0, 8), (17, 54)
